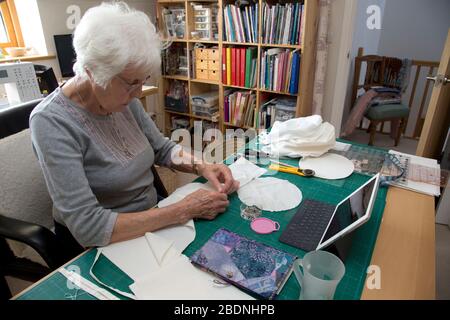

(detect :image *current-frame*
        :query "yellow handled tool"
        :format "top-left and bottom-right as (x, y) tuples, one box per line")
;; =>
(269, 164), (315, 177)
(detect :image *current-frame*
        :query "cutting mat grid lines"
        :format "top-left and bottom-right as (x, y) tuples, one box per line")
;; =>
(17, 140), (388, 300)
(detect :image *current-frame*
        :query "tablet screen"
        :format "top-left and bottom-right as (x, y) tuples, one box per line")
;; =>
(319, 175), (378, 247)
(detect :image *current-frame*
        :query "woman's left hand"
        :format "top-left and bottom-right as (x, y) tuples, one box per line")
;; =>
(198, 163), (240, 194)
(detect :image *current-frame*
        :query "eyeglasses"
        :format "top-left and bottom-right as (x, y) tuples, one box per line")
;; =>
(115, 75), (151, 94)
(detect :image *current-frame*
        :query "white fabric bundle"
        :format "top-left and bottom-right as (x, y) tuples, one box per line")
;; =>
(260, 115), (336, 158)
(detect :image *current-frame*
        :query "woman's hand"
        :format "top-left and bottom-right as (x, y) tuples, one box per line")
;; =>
(197, 163), (240, 194)
(177, 189), (230, 223)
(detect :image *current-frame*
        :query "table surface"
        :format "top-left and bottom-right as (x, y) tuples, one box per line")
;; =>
(141, 85), (158, 95)
(12, 145), (436, 300)
(139, 85), (158, 113)
(361, 186), (435, 299)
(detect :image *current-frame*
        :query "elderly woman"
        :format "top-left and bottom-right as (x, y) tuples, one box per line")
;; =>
(30, 2), (238, 261)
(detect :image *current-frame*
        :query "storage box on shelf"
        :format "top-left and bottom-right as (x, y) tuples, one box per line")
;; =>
(158, 3), (187, 40)
(191, 91), (219, 120)
(192, 46), (220, 81)
(170, 116), (190, 132)
(164, 80), (189, 114)
(190, 2), (219, 41)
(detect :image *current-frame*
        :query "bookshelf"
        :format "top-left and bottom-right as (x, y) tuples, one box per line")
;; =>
(157, 0), (318, 136)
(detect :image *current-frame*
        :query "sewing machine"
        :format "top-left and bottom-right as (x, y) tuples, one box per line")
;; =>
(0, 62), (42, 107)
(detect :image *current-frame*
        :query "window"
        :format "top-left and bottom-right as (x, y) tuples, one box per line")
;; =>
(0, 0), (23, 53)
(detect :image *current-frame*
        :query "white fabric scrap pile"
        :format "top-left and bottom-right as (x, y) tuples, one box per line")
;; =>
(260, 115), (335, 158)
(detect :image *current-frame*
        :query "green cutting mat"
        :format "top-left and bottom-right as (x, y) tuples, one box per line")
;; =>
(16, 140), (388, 300)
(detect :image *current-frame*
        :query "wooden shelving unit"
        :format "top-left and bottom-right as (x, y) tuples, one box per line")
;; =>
(157, 0), (319, 135)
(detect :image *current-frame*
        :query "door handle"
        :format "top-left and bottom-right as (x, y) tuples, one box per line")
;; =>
(427, 75), (450, 85)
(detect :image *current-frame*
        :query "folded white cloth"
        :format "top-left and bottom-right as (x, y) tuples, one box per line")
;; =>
(260, 115), (336, 158)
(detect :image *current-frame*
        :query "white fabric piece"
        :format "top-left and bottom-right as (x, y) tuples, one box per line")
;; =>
(90, 249), (137, 300)
(157, 183), (216, 208)
(237, 177), (302, 212)
(129, 255), (254, 300)
(158, 158), (267, 208)
(101, 222), (195, 281)
(299, 153), (354, 180)
(332, 141), (351, 152)
(153, 220), (196, 252)
(228, 156), (268, 187)
(260, 115), (336, 158)
(59, 268), (120, 300)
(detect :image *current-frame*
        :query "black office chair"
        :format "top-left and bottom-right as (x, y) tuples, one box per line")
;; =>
(0, 99), (168, 299)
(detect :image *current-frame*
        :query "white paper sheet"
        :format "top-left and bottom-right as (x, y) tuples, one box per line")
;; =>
(102, 227), (253, 300)
(237, 177), (302, 212)
(388, 150), (440, 196)
(129, 255), (254, 300)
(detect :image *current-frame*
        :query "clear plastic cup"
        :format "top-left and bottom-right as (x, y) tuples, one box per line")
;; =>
(293, 250), (345, 300)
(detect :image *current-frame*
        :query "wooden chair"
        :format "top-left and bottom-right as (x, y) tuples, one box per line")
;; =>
(351, 47), (410, 146)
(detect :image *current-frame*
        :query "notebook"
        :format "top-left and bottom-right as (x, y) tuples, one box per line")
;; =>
(384, 150), (440, 196)
(190, 228), (297, 300)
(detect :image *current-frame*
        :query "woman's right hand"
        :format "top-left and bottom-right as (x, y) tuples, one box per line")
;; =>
(177, 189), (230, 224)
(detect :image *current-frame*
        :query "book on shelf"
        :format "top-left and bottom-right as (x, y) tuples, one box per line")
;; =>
(190, 228), (297, 300)
(223, 2), (259, 43)
(224, 89), (256, 127)
(257, 96), (296, 129)
(262, 2), (304, 45)
(223, 46), (257, 88)
(382, 150), (441, 197)
(260, 48), (300, 94)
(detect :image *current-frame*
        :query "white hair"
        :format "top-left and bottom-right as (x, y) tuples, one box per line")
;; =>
(72, 1), (161, 88)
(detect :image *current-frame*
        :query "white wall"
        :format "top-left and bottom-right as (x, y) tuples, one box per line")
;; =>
(378, 0), (450, 61)
(14, 0), (47, 56)
(321, 0), (357, 135)
(35, 0), (156, 64)
(341, 0), (386, 131)
(377, 0), (450, 136)
(13, 0), (161, 124)
(351, 0), (386, 57)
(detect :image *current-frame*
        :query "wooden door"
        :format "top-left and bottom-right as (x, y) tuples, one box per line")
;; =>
(416, 29), (450, 158)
